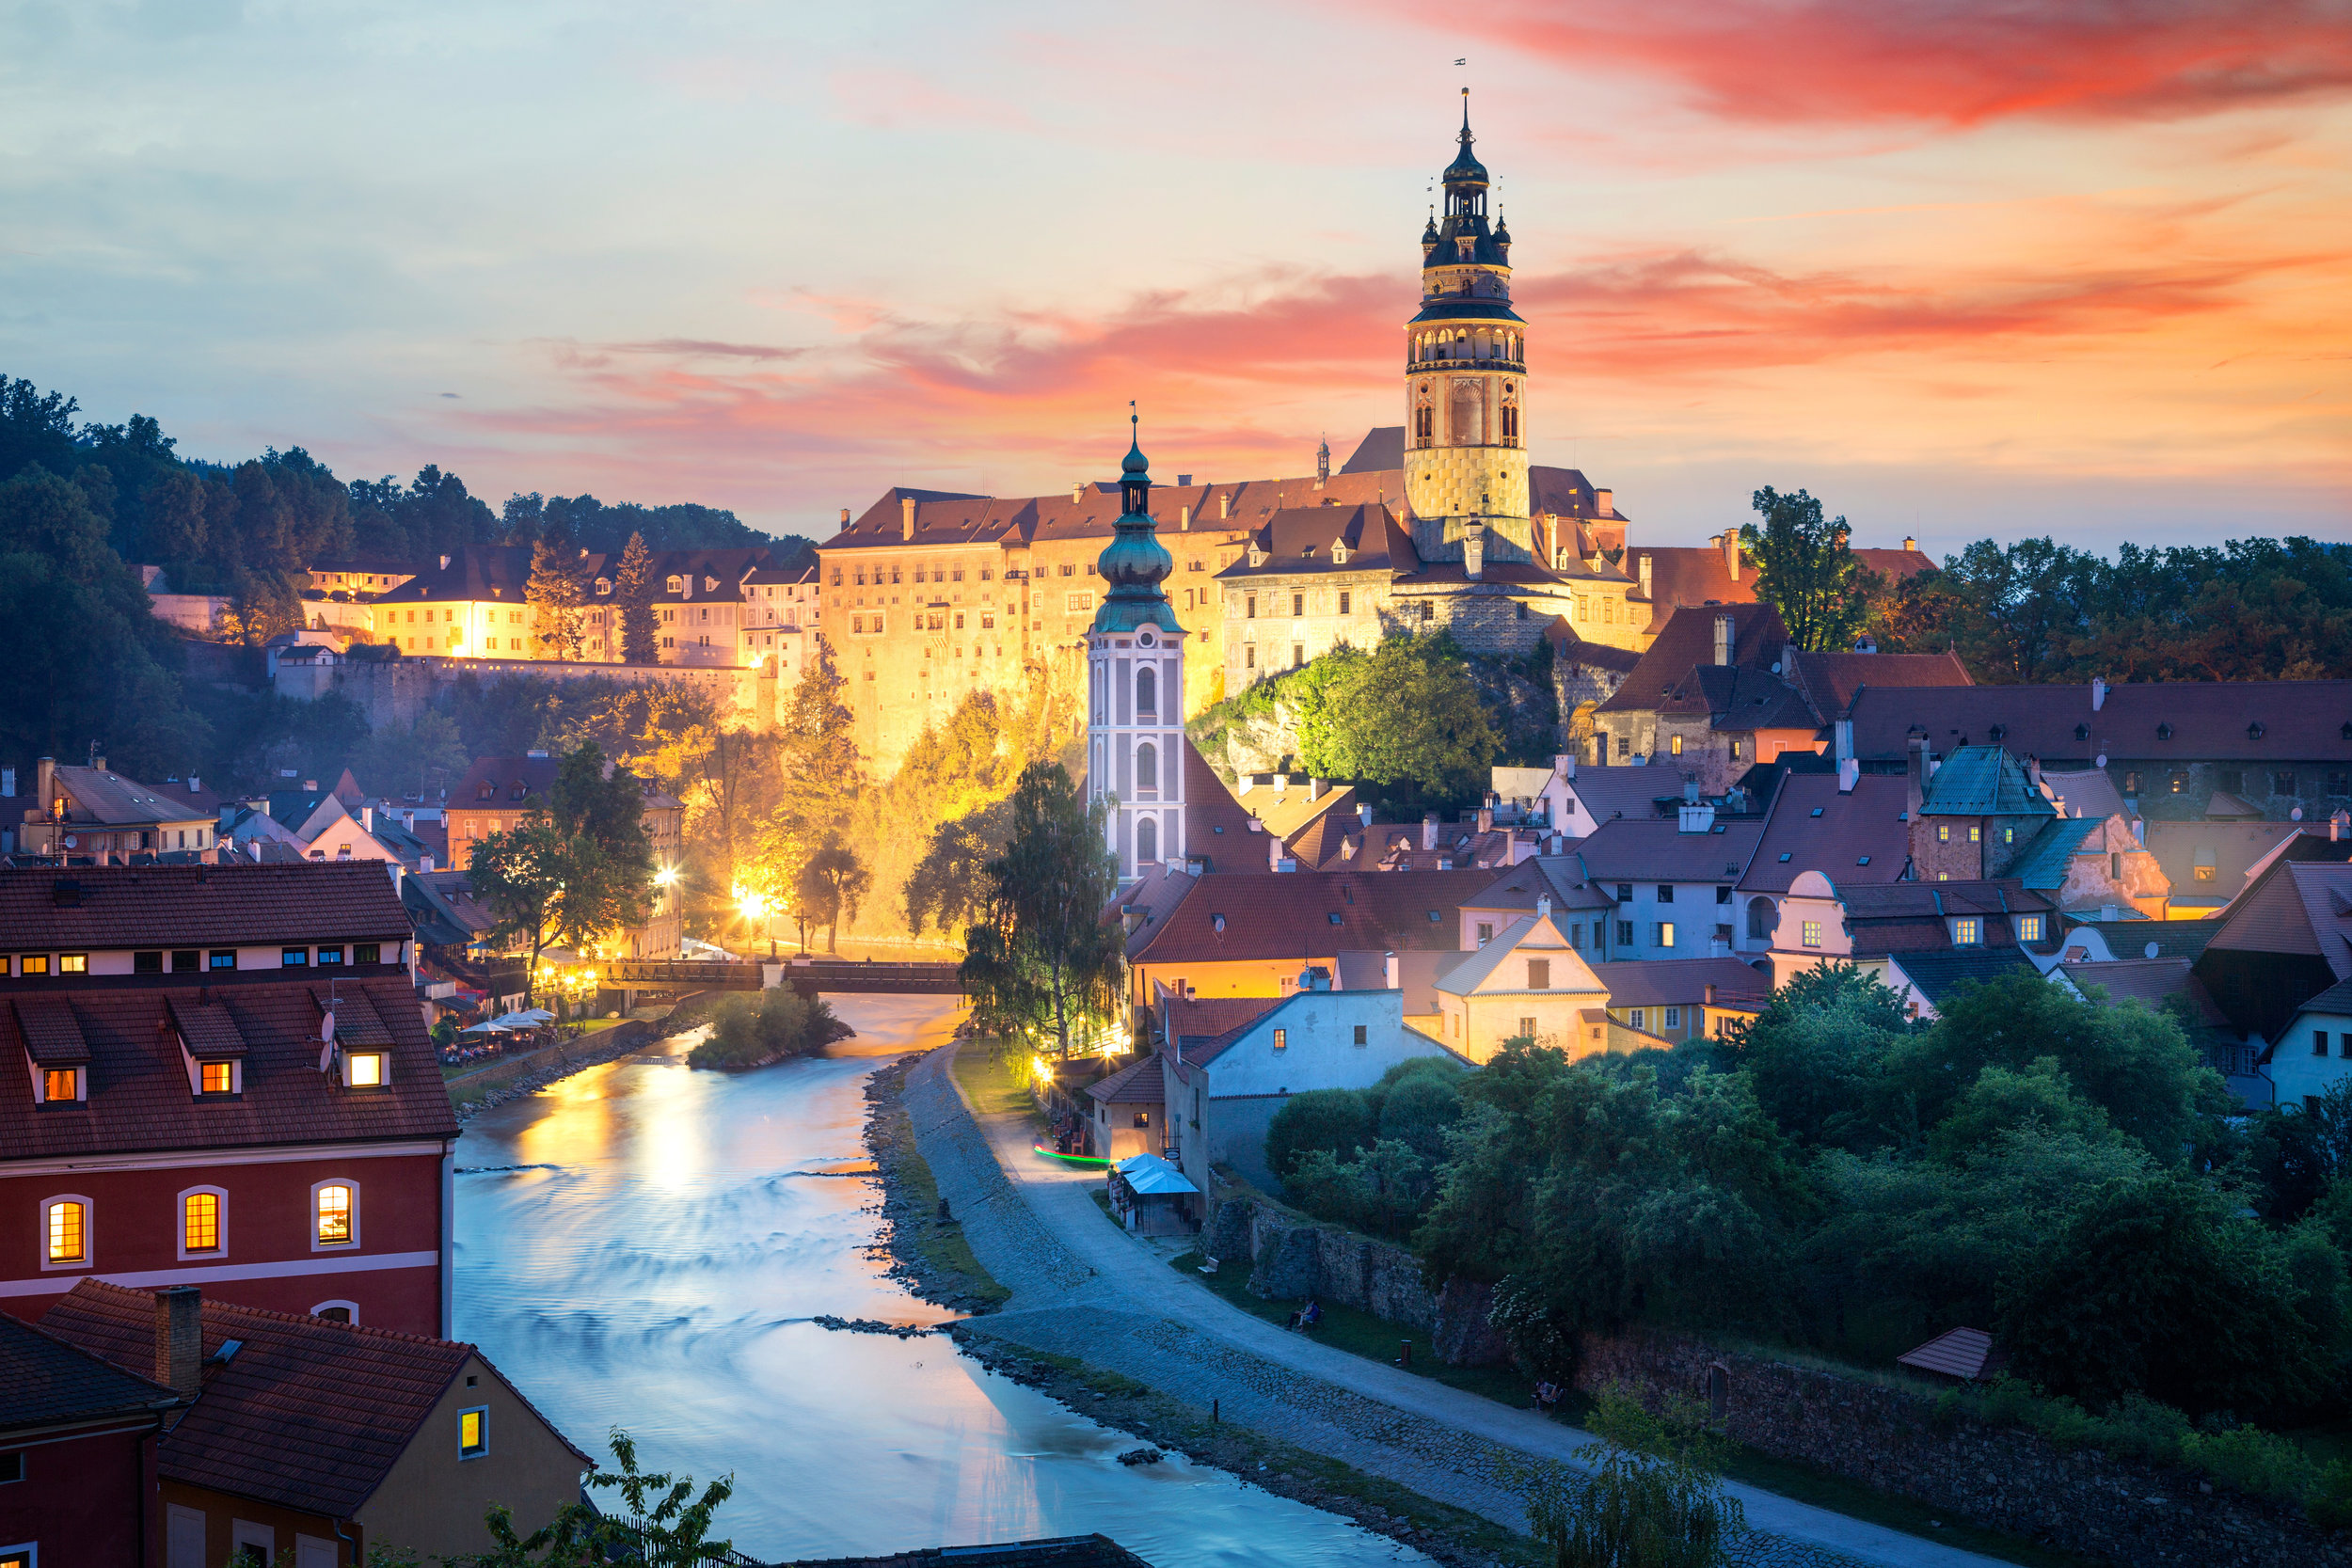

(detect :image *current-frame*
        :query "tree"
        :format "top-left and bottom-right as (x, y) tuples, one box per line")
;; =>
(904, 797), (1015, 936)
(585, 1427), (735, 1568)
(1266, 1088), (1375, 1180)
(959, 761), (1120, 1053)
(794, 836), (870, 955)
(1740, 486), (1866, 653)
(468, 817), (571, 1004)
(614, 531), (660, 664)
(1292, 633), (1500, 813)
(1524, 1387), (1744, 1568)
(528, 537), (587, 661)
(543, 740), (656, 947)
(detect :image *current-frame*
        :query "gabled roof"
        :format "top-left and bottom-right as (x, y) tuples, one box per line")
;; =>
(1589, 958), (1771, 1009)
(44, 765), (216, 828)
(2204, 861), (2352, 977)
(2296, 976), (2352, 1020)
(0, 974), (453, 1161)
(451, 755), (559, 809)
(0, 1307), (178, 1433)
(372, 546), (569, 606)
(2077, 916), (2226, 962)
(2141, 822), (2303, 909)
(1573, 816), (1766, 884)
(1435, 914), (1604, 998)
(1463, 858), (1615, 915)
(1112, 865), (1198, 961)
(1246, 781), (1359, 843)
(1917, 746), (2057, 817)
(42, 1280), (586, 1519)
(1691, 664), (1819, 734)
(1739, 774), (1912, 893)
(1787, 649), (1972, 721)
(2063, 958), (2229, 1027)
(2038, 768), (2131, 825)
(1130, 870), (1501, 965)
(1597, 603), (1791, 718)
(1086, 1054), (1164, 1106)
(1837, 879), (2056, 921)
(0, 863), (410, 951)
(1629, 544), (1933, 632)
(1847, 680), (2352, 763)
(1161, 992), (1279, 1059)
(1562, 766), (1692, 827)
(1214, 504), (1417, 579)
(2006, 816), (2106, 893)
(1182, 739), (1259, 861)
(1885, 946), (2040, 1006)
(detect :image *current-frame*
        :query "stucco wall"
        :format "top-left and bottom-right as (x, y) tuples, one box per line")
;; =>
(357, 1353), (588, 1561)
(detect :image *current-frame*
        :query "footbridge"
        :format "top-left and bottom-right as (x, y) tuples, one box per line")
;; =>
(597, 958), (963, 998)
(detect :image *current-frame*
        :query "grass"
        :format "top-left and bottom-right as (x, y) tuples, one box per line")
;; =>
(875, 1071), (1011, 1309)
(1166, 1249), (2100, 1568)
(951, 1038), (1043, 1129)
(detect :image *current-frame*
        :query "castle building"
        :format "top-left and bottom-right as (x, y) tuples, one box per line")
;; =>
(1087, 425), (1187, 882)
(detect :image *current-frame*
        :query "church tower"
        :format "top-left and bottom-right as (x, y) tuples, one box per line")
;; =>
(1403, 90), (1533, 578)
(1088, 417), (1185, 882)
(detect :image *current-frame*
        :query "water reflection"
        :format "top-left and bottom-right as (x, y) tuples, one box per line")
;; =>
(456, 995), (1429, 1566)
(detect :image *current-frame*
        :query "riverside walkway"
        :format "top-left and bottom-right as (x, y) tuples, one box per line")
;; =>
(908, 1043), (2012, 1568)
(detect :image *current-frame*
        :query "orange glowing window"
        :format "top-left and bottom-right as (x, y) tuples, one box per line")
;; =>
(184, 1193), (220, 1252)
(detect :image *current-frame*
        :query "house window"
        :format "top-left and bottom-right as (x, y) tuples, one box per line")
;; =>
(58, 954), (86, 974)
(346, 1053), (386, 1087)
(1339, 593), (1351, 615)
(172, 950), (200, 973)
(2003, 827), (2014, 845)
(1657, 884), (1674, 903)
(1272, 1028), (1287, 1052)
(41, 1069), (77, 1101)
(1616, 920), (1634, 946)
(1616, 883), (1633, 903)
(1728, 738), (1743, 762)
(1664, 1006), (1681, 1030)
(2018, 914), (2044, 942)
(135, 950), (162, 974)
(2123, 771), (2141, 794)
(183, 1192), (221, 1253)
(199, 1062), (233, 1095)
(19, 955), (46, 975)
(1629, 1008), (1645, 1031)
(315, 1184), (355, 1245)
(1802, 920), (1822, 949)
(1476, 923), (1494, 947)
(1656, 923), (1676, 948)
(1292, 593), (1304, 617)
(282, 947), (310, 966)
(2170, 772), (2186, 794)
(44, 1198), (88, 1264)
(459, 1407), (489, 1459)
(209, 950), (236, 970)
(1955, 917), (1981, 944)
(2313, 1031), (2329, 1056)
(1969, 825), (1981, 844)
(316, 945), (344, 965)
(356, 942), (381, 964)
(1353, 1024), (1368, 1046)
(1937, 825), (1949, 843)
(1670, 735), (1683, 756)
(1518, 1016), (1537, 1040)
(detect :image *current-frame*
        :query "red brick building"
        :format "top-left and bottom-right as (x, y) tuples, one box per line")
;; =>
(0, 1307), (179, 1568)
(0, 864), (457, 1337)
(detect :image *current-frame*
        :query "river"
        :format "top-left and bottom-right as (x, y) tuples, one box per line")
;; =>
(453, 993), (1432, 1566)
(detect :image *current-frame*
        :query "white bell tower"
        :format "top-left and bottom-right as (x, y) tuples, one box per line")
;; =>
(1088, 415), (1185, 882)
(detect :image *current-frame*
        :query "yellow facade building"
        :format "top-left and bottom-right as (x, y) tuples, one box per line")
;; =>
(1431, 910), (1612, 1064)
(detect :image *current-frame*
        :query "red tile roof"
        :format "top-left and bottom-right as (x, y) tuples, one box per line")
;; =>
(1215, 504), (1418, 578)
(0, 974), (456, 1161)
(0, 863), (411, 951)
(41, 1280), (586, 1519)
(451, 755), (559, 809)
(1788, 649), (1971, 721)
(1897, 1326), (2006, 1382)
(1085, 1054), (1165, 1106)
(1181, 739), (1265, 865)
(1629, 544), (1930, 633)
(2141, 821), (2304, 909)
(1847, 680), (2352, 764)
(1590, 958), (1772, 1010)
(1133, 871), (1500, 966)
(0, 1307), (179, 1431)
(1160, 993), (1279, 1056)
(1572, 817), (1767, 884)
(1461, 859), (1615, 914)
(1598, 603), (1791, 718)
(1739, 774), (1914, 893)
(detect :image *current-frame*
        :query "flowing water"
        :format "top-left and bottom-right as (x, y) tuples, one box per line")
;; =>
(453, 994), (1431, 1566)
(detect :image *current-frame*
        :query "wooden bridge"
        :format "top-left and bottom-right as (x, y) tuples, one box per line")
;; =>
(596, 958), (963, 997)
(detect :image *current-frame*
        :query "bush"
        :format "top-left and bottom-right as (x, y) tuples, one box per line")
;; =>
(2181, 1425), (2318, 1508)
(2309, 1462), (2352, 1531)
(687, 990), (848, 1069)
(1265, 1088), (1372, 1181)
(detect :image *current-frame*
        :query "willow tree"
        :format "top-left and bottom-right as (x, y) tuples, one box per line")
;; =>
(959, 761), (1120, 1054)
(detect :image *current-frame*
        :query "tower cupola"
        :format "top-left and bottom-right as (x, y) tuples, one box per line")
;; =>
(1091, 415), (1180, 635)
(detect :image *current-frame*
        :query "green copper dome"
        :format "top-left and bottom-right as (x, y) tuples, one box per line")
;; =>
(1092, 418), (1183, 637)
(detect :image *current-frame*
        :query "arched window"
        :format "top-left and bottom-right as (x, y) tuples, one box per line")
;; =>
(1502, 382), (1520, 445)
(311, 1179), (358, 1249)
(179, 1186), (227, 1259)
(310, 1301), (358, 1324)
(1746, 896), (1774, 942)
(1136, 815), (1158, 866)
(665, 575), (683, 594)
(41, 1195), (92, 1267)
(1136, 665), (1157, 717)
(1450, 379), (1484, 445)
(1136, 742), (1159, 794)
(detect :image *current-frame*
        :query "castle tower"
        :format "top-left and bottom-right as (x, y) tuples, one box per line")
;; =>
(1088, 417), (1185, 882)
(1403, 89), (1533, 577)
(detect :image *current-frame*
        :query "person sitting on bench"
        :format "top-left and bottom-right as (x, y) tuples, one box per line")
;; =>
(1286, 1298), (1322, 1332)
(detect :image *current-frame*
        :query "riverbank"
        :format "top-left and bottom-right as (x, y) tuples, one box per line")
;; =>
(862, 1055), (1011, 1315)
(448, 993), (727, 1121)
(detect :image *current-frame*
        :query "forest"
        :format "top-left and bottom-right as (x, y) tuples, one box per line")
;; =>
(1267, 967), (2352, 1518)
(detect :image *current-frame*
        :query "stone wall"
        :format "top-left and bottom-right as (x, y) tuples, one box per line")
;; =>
(1575, 1328), (2350, 1568)
(1202, 1187), (1511, 1367)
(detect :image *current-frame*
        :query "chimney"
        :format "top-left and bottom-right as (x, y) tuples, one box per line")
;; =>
(302, 779), (317, 792)
(2091, 677), (2107, 712)
(1704, 982), (1717, 1006)
(2332, 811), (2349, 843)
(1678, 803), (1716, 833)
(1683, 774), (1700, 805)
(1595, 488), (1613, 516)
(1177, 474), (1192, 486)
(1639, 554), (1654, 598)
(1834, 720), (1854, 762)
(1722, 531), (1740, 581)
(1357, 801), (1374, 829)
(155, 1285), (203, 1399)
(1236, 774), (1253, 796)
(1218, 491), (1231, 519)
(439, 554), (451, 570)
(1781, 642), (1798, 677)
(0, 767), (10, 799)
(1712, 613), (1733, 668)
(1308, 778), (1326, 801)
(1072, 483), (1086, 504)
(1906, 736), (1929, 822)
(2026, 754), (2043, 789)
(1477, 802), (1493, 833)
(93, 754), (107, 774)
(1422, 813), (1439, 851)
(1385, 950), (1400, 990)
(189, 775), (200, 793)
(1837, 757), (1860, 794)
(1903, 535), (1917, 552)
(1273, 773), (1289, 794)
(2101, 903), (2119, 924)
(360, 804), (373, 832)
(900, 497), (916, 540)
(1535, 893), (1552, 918)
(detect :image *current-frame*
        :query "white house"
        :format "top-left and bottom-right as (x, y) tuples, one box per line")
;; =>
(2270, 979), (2352, 1112)
(1160, 972), (1460, 1196)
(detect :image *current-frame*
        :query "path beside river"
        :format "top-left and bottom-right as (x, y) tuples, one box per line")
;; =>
(900, 1040), (2014, 1568)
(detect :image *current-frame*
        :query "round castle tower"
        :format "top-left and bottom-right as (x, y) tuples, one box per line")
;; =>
(1403, 89), (1534, 576)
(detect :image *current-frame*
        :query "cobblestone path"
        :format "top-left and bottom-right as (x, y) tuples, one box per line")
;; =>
(905, 1046), (2012, 1568)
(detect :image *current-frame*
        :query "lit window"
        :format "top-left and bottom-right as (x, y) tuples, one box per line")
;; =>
(459, 1407), (489, 1458)
(1656, 923), (1676, 948)
(46, 1198), (87, 1263)
(1802, 921), (1822, 949)
(42, 1068), (78, 1101)
(2018, 915), (2044, 942)
(59, 954), (87, 974)
(347, 1053), (385, 1087)
(1670, 735), (1683, 756)
(316, 1185), (354, 1244)
(1272, 1029), (1287, 1052)
(199, 1062), (232, 1095)
(20, 955), (47, 975)
(184, 1192), (220, 1252)
(1937, 825), (1949, 843)
(1969, 825), (1981, 844)
(1955, 917), (1981, 945)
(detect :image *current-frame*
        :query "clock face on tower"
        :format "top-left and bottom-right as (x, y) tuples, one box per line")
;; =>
(1138, 629), (1155, 647)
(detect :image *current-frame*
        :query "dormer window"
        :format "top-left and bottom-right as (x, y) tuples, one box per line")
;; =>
(704, 576), (718, 591)
(1330, 544), (1348, 564)
(477, 782), (495, 800)
(199, 1062), (233, 1094)
(595, 578), (612, 595)
(342, 1051), (389, 1088)
(42, 1068), (78, 1101)
(666, 575), (683, 594)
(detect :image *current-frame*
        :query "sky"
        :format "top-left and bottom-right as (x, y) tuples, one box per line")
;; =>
(2, 0), (2347, 556)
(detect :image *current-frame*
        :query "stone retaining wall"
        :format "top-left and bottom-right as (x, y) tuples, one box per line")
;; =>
(1204, 1188), (1510, 1366)
(1576, 1328), (2349, 1568)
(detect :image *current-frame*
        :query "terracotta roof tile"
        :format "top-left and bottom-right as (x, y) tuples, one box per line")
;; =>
(1848, 679), (2352, 764)
(1131, 870), (1502, 966)
(1085, 1055), (1164, 1106)
(1597, 603), (1791, 717)
(1572, 817), (1766, 884)
(0, 1307), (179, 1431)
(0, 863), (412, 952)
(1788, 650), (1971, 721)
(1588, 958), (1772, 1010)
(166, 996), (247, 1058)
(15, 998), (90, 1065)
(1739, 774), (1913, 893)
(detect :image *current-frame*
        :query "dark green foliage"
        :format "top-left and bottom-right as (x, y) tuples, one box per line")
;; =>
(1741, 486), (1867, 653)
(501, 489), (784, 555)
(793, 836), (870, 956)
(613, 531), (660, 665)
(1997, 1173), (2343, 1417)
(958, 762), (1120, 1052)
(688, 989), (848, 1069)
(1524, 1387), (1744, 1568)
(2239, 1083), (2352, 1224)
(1725, 963), (1910, 1150)
(468, 741), (656, 1001)
(904, 797), (1015, 937)
(1378, 1070), (1465, 1162)
(1265, 1088), (1375, 1180)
